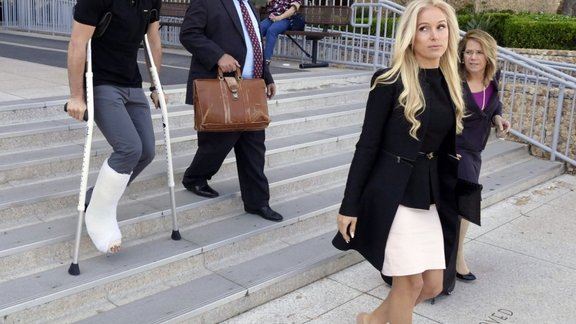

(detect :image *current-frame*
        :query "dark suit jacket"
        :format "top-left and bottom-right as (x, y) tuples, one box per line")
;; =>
(457, 77), (503, 153)
(179, 0), (274, 105)
(333, 70), (460, 279)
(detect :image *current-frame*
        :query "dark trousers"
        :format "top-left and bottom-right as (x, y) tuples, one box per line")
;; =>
(94, 85), (155, 183)
(183, 130), (270, 209)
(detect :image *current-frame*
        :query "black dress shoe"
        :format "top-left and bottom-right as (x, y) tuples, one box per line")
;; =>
(456, 272), (477, 281)
(245, 206), (283, 222)
(183, 181), (219, 198)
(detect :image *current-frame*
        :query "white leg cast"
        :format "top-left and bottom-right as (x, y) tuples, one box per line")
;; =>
(85, 159), (130, 253)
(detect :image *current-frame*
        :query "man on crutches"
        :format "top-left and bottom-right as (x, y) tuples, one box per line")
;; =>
(66, 0), (163, 260)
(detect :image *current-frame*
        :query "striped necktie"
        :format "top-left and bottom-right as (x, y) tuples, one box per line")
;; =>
(237, 0), (263, 78)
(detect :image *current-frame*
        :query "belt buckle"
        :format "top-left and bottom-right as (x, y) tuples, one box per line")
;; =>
(426, 152), (434, 160)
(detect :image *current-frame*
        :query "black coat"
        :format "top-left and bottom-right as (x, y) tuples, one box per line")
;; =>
(179, 0), (274, 105)
(457, 78), (503, 153)
(456, 78), (503, 184)
(333, 70), (460, 275)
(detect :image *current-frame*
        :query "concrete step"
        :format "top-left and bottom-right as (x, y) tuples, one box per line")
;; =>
(0, 101), (366, 187)
(0, 150), (354, 281)
(0, 119), (362, 229)
(0, 185), (360, 323)
(481, 156), (564, 207)
(0, 84), (368, 153)
(0, 70), (372, 126)
(77, 233), (361, 324)
(481, 138), (531, 174)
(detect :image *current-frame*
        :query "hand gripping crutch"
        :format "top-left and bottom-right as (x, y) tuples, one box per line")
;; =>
(142, 33), (181, 241)
(67, 38), (95, 276)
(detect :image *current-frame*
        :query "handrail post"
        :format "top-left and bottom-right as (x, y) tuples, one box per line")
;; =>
(550, 84), (566, 161)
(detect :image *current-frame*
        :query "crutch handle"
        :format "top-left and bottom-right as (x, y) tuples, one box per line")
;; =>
(64, 102), (89, 122)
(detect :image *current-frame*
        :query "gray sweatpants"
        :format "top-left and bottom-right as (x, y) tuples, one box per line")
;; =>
(93, 85), (155, 183)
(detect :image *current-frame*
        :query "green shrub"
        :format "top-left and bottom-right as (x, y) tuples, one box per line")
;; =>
(458, 13), (512, 46)
(502, 15), (576, 50)
(355, 11), (576, 50)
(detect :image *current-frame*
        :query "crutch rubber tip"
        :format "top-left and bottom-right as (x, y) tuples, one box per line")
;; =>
(68, 263), (80, 276)
(171, 230), (181, 241)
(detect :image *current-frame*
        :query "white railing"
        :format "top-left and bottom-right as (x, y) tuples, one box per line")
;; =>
(2, 0), (74, 34)
(274, 0), (400, 68)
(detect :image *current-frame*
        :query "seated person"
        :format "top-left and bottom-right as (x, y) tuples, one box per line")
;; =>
(260, 0), (302, 65)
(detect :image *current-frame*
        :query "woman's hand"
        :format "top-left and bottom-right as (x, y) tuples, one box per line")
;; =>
(337, 213), (357, 243)
(493, 115), (511, 138)
(268, 14), (283, 22)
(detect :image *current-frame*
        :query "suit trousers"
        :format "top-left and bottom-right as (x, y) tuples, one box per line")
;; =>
(183, 130), (271, 209)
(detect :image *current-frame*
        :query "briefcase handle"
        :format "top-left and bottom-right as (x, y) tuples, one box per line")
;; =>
(218, 67), (242, 100)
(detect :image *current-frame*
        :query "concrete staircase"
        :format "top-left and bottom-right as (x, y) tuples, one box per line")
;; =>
(0, 68), (564, 323)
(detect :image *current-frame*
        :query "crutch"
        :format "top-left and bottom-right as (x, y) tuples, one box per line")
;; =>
(142, 31), (181, 241)
(67, 13), (112, 276)
(67, 38), (95, 276)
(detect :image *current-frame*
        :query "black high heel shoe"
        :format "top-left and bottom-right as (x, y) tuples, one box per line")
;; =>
(456, 272), (477, 281)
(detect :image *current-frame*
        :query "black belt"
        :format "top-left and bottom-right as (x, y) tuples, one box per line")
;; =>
(382, 150), (437, 163)
(418, 152), (436, 160)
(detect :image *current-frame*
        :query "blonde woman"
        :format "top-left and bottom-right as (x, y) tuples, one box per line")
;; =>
(455, 29), (510, 281)
(332, 0), (464, 322)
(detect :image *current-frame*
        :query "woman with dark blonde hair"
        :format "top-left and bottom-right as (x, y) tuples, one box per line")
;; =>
(332, 0), (464, 322)
(455, 29), (510, 281)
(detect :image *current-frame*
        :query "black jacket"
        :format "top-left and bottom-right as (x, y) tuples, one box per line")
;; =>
(456, 77), (503, 153)
(333, 70), (460, 275)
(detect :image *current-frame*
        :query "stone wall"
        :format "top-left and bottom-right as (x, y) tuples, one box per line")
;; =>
(510, 48), (576, 64)
(499, 48), (576, 165)
(501, 83), (576, 163)
(474, 0), (562, 14)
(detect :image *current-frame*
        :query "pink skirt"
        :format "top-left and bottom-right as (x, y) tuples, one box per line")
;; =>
(382, 204), (445, 276)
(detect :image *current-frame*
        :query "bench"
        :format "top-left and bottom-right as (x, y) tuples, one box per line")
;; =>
(157, 3), (351, 69)
(285, 5), (351, 69)
(159, 2), (188, 28)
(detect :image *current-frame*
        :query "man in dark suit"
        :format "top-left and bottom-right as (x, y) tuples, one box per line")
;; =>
(179, 0), (282, 222)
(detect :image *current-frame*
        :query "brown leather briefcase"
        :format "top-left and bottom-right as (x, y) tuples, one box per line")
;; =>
(193, 68), (270, 132)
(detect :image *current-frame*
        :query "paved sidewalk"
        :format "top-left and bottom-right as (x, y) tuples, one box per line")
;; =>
(0, 56), (70, 103)
(224, 175), (576, 324)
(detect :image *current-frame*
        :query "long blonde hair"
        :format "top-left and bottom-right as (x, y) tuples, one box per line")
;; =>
(372, 0), (464, 139)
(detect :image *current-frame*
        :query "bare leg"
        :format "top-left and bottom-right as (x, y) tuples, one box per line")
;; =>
(456, 219), (470, 274)
(415, 269), (443, 305)
(356, 312), (370, 324)
(356, 298), (389, 324)
(360, 274), (423, 324)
